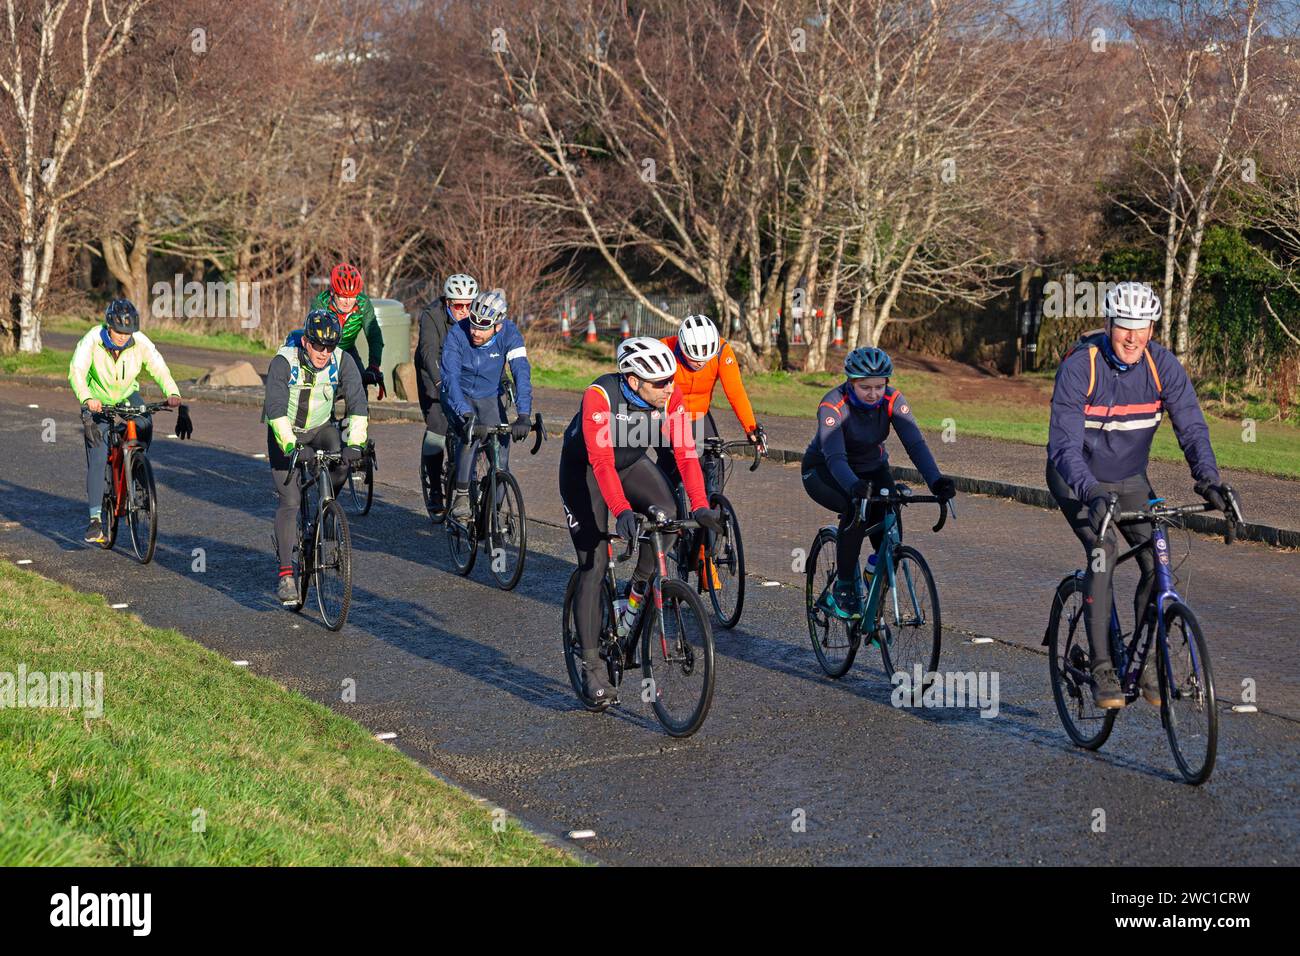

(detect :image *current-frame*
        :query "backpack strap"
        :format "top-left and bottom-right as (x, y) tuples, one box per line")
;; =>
(1143, 348), (1162, 398)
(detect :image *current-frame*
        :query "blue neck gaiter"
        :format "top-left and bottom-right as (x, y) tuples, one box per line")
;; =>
(844, 381), (885, 412)
(619, 376), (652, 409)
(101, 326), (132, 353)
(1100, 335), (1133, 373)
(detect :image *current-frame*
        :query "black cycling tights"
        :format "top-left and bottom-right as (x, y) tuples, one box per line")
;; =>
(559, 455), (677, 663)
(801, 461), (894, 584)
(1047, 463), (1156, 669)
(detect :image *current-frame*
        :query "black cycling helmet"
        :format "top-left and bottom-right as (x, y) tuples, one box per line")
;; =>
(303, 308), (341, 348)
(845, 346), (892, 379)
(104, 299), (140, 334)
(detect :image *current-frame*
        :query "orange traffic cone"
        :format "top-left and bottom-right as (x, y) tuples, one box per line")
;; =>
(620, 315), (631, 339)
(793, 320), (804, 345)
(561, 311), (571, 339)
(585, 313), (598, 343)
(833, 315), (844, 347)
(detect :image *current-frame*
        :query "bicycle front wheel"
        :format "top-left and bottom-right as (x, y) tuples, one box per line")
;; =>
(486, 471), (527, 590)
(705, 493), (745, 629)
(314, 499), (352, 631)
(1161, 602), (1217, 785)
(126, 454), (158, 564)
(643, 578), (715, 737)
(343, 452), (374, 517)
(876, 545), (940, 684)
(805, 528), (860, 678)
(99, 463), (119, 551)
(1047, 574), (1116, 750)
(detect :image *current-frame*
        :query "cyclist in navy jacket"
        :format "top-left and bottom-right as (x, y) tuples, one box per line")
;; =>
(440, 288), (533, 523)
(803, 346), (955, 621)
(1047, 280), (1240, 710)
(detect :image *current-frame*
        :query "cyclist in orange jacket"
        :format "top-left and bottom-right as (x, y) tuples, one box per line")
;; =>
(658, 313), (765, 588)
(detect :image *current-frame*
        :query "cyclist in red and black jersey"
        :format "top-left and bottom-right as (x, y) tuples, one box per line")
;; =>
(559, 337), (722, 706)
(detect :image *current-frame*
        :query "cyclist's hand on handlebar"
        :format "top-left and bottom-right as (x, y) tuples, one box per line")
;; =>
(747, 424), (765, 445)
(342, 444), (364, 463)
(175, 403), (193, 440)
(850, 478), (872, 501)
(1086, 493), (1110, 536)
(166, 394), (182, 408)
(85, 399), (103, 414)
(1194, 480), (1231, 513)
(932, 476), (956, 502)
(692, 506), (723, 533)
(510, 414), (531, 443)
(615, 510), (640, 546)
(82, 414), (101, 448)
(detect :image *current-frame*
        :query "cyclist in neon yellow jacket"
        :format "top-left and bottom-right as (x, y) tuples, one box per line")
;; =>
(263, 309), (369, 605)
(68, 299), (192, 544)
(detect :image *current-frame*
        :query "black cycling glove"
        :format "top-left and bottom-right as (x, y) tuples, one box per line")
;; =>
(1086, 495), (1110, 536)
(342, 445), (364, 463)
(175, 404), (193, 440)
(1194, 480), (1234, 513)
(692, 507), (724, 533)
(510, 414), (531, 443)
(615, 510), (640, 546)
(932, 476), (956, 501)
(850, 478), (873, 500)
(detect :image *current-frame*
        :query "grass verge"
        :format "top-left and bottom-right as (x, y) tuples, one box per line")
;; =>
(46, 315), (274, 357)
(0, 348), (208, 385)
(0, 562), (578, 866)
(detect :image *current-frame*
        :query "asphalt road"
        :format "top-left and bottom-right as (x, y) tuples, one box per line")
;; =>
(1, 381), (1297, 865)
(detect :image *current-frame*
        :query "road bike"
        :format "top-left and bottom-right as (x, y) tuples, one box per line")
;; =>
(95, 400), (176, 564)
(443, 412), (545, 589)
(281, 445), (353, 630)
(805, 483), (950, 681)
(1045, 492), (1242, 785)
(562, 512), (715, 737)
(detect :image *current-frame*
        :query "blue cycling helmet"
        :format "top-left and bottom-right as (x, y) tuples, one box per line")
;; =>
(303, 308), (341, 348)
(845, 346), (892, 379)
(104, 298), (140, 334)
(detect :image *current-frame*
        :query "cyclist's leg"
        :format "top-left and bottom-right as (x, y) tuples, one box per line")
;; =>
(84, 412), (112, 520)
(420, 397), (448, 508)
(654, 445), (684, 514)
(700, 412), (721, 496)
(1047, 462), (1128, 666)
(802, 461), (862, 582)
(301, 421), (348, 495)
(268, 427), (302, 572)
(560, 459), (614, 692)
(125, 391), (154, 447)
(620, 456), (679, 584)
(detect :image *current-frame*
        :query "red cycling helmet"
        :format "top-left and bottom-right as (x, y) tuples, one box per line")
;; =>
(330, 263), (364, 297)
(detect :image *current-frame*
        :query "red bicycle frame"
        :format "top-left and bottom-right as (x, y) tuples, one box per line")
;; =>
(104, 417), (141, 518)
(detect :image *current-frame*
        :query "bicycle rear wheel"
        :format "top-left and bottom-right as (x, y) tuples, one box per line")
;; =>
(562, 570), (617, 711)
(126, 454), (158, 564)
(705, 493), (744, 629)
(643, 578), (714, 737)
(805, 528), (860, 678)
(1047, 575), (1116, 750)
(1160, 602), (1217, 785)
(486, 471), (526, 590)
(421, 454), (446, 523)
(876, 545), (940, 683)
(314, 499), (352, 631)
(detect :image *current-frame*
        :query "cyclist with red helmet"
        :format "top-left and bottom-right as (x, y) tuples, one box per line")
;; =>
(308, 263), (386, 400)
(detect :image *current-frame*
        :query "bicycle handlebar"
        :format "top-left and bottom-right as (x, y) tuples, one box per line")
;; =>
(1097, 492), (1239, 545)
(600, 511), (702, 563)
(98, 400), (175, 418)
(282, 446), (348, 485)
(465, 412), (546, 454)
(701, 436), (763, 472)
(852, 482), (951, 533)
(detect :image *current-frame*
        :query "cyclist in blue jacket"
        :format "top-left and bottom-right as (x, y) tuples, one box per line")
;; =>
(803, 346), (955, 621)
(440, 288), (533, 522)
(1047, 280), (1241, 710)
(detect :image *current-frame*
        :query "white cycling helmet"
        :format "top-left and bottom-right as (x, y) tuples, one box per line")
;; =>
(443, 273), (479, 302)
(469, 288), (507, 329)
(1104, 281), (1163, 329)
(678, 313), (720, 363)
(618, 336), (677, 381)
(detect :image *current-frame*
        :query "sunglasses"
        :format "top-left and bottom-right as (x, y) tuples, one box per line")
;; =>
(642, 377), (675, 389)
(307, 340), (337, 352)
